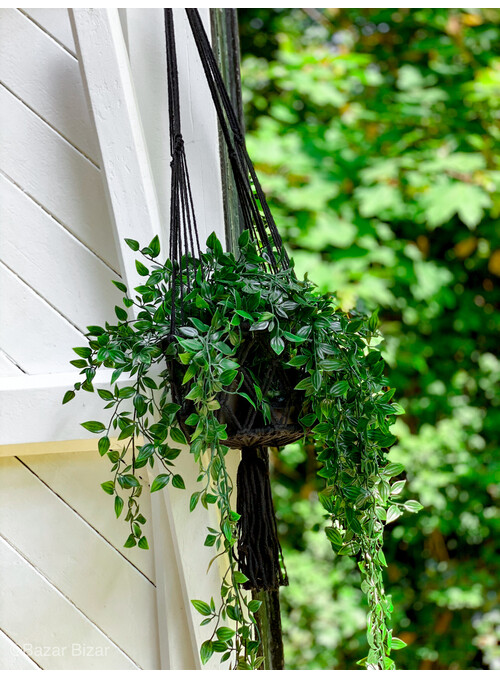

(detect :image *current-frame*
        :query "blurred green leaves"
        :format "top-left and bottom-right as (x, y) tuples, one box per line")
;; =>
(240, 6), (500, 670)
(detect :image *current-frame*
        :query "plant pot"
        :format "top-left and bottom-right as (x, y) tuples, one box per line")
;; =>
(166, 332), (307, 449)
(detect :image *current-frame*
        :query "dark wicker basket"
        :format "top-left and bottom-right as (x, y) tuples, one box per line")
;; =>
(166, 332), (307, 449)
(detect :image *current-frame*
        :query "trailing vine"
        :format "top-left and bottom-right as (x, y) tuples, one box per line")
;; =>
(64, 231), (421, 669)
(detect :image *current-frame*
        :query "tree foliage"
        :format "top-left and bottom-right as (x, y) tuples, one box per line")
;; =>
(240, 8), (500, 670)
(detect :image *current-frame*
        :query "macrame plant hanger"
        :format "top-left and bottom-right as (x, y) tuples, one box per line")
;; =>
(164, 8), (293, 592)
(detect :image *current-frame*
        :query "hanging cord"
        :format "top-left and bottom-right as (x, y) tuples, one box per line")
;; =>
(164, 9), (201, 333)
(236, 447), (288, 590)
(163, 10), (290, 593)
(185, 9), (291, 273)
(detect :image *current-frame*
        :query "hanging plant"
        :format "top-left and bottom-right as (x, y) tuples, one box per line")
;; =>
(63, 8), (421, 670)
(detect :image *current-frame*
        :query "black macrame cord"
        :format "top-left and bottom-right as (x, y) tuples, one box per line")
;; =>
(163, 9), (290, 591)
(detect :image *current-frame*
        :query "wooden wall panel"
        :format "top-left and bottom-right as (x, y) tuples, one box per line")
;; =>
(0, 539), (137, 669)
(0, 9), (100, 161)
(0, 630), (40, 670)
(0, 454), (160, 669)
(0, 174), (122, 333)
(0, 263), (84, 374)
(0, 350), (23, 377)
(0, 85), (119, 272)
(20, 8), (76, 55)
(19, 450), (155, 582)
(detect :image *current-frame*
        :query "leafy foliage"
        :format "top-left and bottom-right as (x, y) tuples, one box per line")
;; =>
(65, 229), (418, 669)
(239, 7), (500, 670)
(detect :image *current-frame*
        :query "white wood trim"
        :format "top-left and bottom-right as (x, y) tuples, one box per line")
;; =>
(0, 370), (134, 447)
(71, 8), (162, 294)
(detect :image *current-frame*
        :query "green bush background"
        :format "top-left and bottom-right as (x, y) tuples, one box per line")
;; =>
(239, 8), (500, 670)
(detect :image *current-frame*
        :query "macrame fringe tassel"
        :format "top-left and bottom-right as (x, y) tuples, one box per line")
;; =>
(236, 447), (288, 591)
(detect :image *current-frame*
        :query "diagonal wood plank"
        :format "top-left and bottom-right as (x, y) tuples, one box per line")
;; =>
(0, 85), (119, 271)
(19, 450), (155, 582)
(0, 456), (160, 668)
(0, 538), (138, 669)
(21, 8), (76, 55)
(0, 173), (122, 333)
(0, 9), (100, 161)
(0, 263), (84, 374)
(0, 629), (41, 670)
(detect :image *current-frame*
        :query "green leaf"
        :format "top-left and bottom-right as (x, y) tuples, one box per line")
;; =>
(325, 526), (343, 548)
(233, 571), (249, 584)
(118, 474), (140, 489)
(73, 346), (91, 358)
(170, 427), (187, 445)
(200, 640), (214, 665)
(184, 413), (199, 426)
(295, 377), (312, 390)
(151, 474), (170, 492)
(282, 330), (306, 343)
(125, 238), (139, 251)
(138, 536), (149, 550)
(219, 369), (238, 386)
(338, 542), (361, 556)
(81, 421), (105, 433)
(97, 389), (114, 401)
(330, 380), (349, 396)
(70, 359), (87, 369)
(390, 637), (408, 650)
(191, 599), (212, 616)
(235, 309), (254, 321)
(112, 280), (127, 293)
(206, 231), (223, 257)
(119, 386), (136, 399)
(270, 335), (285, 355)
(391, 480), (406, 495)
(190, 491), (201, 512)
(247, 599), (262, 613)
(62, 390), (75, 404)
(213, 341), (233, 355)
(115, 305), (127, 321)
(386, 504), (403, 523)
(204, 534), (217, 547)
(135, 260), (149, 276)
(172, 474), (185, 489)
(98, 436), (110, 456)
(136, 444), (155, 463)
(148, 235), (161, 257)
(384, 462), (405, 477)
(238, 229), (250, 248)
(114, 495), (124, 518)
(404, 499), (424, 513)
(319, 359), (343, 371)
(216, 627), (236, 642)
(288, 355), (308, 367)
(123, 534), (136, 548)
(190, 317), (210, 333)
(377, 549), (388, 567)
(101, 481), (115, 495)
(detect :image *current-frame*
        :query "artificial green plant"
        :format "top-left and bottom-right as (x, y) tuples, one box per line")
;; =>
(64, 229), (421, 669)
